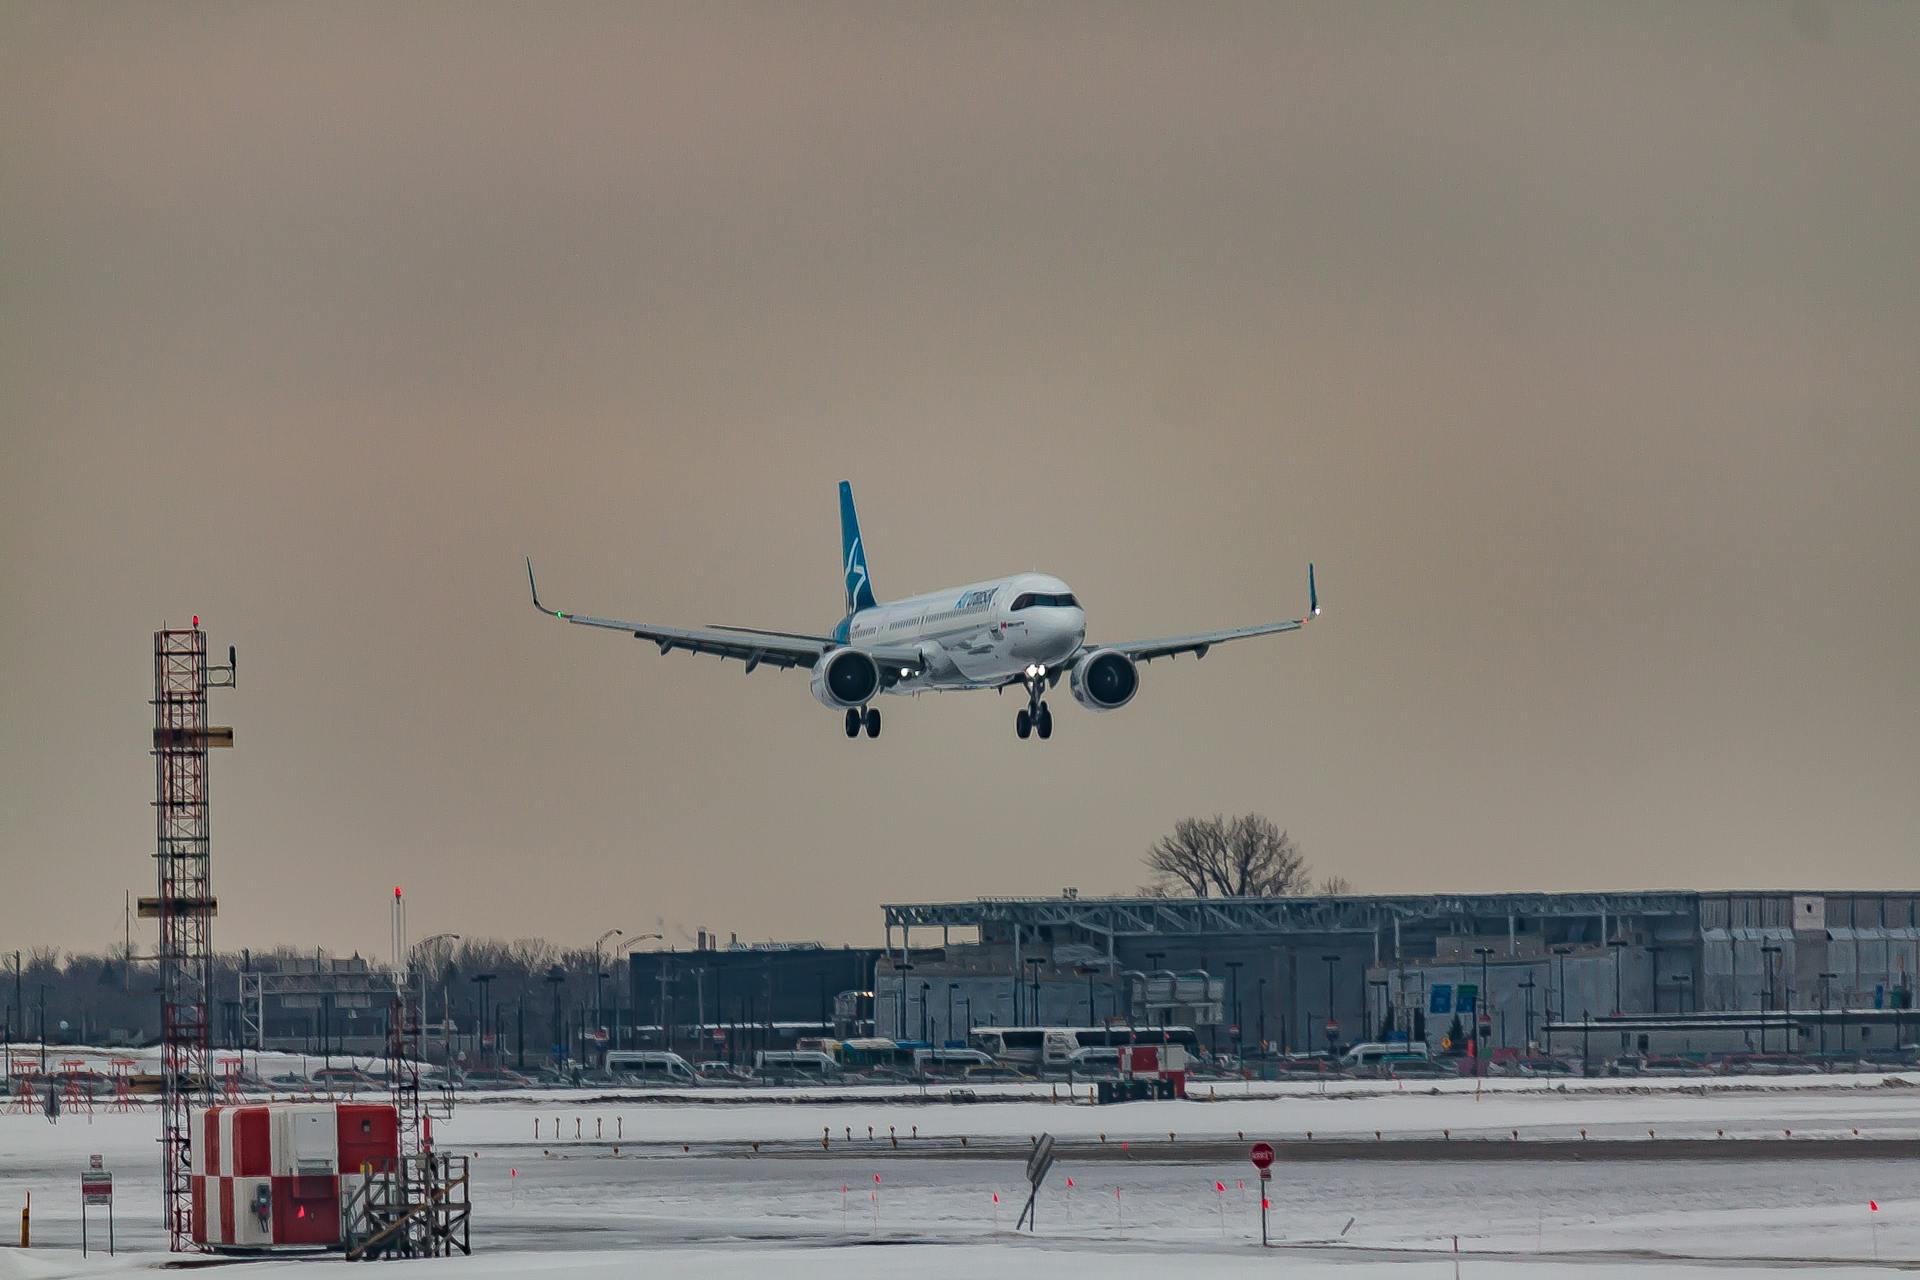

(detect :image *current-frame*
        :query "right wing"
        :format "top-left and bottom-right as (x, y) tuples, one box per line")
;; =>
(1076, 564), (1320, 665)
(526, 560), (925, 675)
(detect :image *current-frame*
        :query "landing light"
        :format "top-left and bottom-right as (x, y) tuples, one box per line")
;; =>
(899, 667), (909, 677)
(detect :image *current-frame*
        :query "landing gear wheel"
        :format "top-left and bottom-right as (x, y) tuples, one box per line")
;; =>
(1037, 702), (1053, 740)
(864, 707), (882, 738)
(845, 708), (861, 738)
(1016, 708), (1032, 739)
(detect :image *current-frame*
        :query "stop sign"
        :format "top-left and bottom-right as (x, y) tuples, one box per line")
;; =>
(1249, 1141), (1275, 1171)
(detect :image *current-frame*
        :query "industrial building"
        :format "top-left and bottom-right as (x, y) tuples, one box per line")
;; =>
(874, 890), (1920, 1059)
(626, 938), (881, 1061)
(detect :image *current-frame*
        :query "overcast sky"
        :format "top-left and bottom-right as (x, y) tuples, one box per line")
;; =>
(3, 2), (1916, 962)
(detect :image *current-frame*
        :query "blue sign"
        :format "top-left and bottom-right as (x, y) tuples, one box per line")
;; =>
(1429, 984), (1452, 1014)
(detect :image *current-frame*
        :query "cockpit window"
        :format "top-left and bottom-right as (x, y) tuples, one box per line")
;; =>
(1011, 592), (1079, 610)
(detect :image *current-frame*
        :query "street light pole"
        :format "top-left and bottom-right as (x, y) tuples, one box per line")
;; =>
(1818, 971), (1838, 1058)
(1759, 944), (1782, 1054)
(1256, 976), (1267, 1055)
(470, 974), (496, 1069)
(1607, 938), (1628, 1016)
(1474, 946), (1494, 1071)
(1550, 945), (1573, 1055)
(1224, 961), (1244, 1057)
(1320, 954), (1340, 1055)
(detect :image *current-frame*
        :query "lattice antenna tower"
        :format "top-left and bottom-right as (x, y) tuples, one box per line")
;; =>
(146, 624), (235, 1252)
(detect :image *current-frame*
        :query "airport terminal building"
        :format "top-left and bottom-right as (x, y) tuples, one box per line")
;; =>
(872, 890), (1920, 1058)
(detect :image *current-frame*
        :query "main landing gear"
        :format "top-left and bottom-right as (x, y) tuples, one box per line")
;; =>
(844, 706), (881, 739)
(1014, 666), (1053, 741)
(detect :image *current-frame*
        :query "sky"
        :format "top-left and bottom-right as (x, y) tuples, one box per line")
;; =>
(2, 2), (1916, 961)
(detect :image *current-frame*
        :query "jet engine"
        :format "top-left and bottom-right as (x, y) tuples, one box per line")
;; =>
(1069, 648), (1138, 712)
(810, 647), (881, 709)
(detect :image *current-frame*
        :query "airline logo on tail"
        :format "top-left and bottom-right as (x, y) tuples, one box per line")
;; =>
(839, 480), (879, 614)
(845, 537), (869, 611)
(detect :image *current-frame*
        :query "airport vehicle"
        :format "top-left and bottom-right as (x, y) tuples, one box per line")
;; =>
(1062, 1046), (1121, 1077)
(753, 1050), (841, 1081)
(603, 1050), (700, 1085)
(527, 481), (1318, 740)
(1338, 1041), (1433, 1073)
(969, 1024), (1206, 1069)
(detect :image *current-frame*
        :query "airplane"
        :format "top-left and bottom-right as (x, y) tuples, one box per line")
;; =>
(526, 481), (1318, 741)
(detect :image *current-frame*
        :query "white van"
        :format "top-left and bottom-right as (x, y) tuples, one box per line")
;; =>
(754, 1050), (841, 1081)
(1338, 1042), (1432, 1072)
(603, 1050), (700, 1085)
(1064, 1047), (1120, 1077)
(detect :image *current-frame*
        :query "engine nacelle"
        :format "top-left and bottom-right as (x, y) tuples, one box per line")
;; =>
(1069, 648), (1139, 712)
(810, 647), (881, 709)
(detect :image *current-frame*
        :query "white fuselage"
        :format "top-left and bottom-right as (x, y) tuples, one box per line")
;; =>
(841, 572), (1086, 691)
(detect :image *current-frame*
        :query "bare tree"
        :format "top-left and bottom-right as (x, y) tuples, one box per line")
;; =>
(1318, 875), (1354, 895)
(1143, 814), (1313, 897)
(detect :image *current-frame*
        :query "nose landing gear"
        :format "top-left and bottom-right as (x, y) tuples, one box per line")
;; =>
(846, 706), (882, 739)
(1014, 667), (1053, 741)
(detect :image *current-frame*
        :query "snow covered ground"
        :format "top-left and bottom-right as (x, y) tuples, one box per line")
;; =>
(3, 1075), (1917, 1277)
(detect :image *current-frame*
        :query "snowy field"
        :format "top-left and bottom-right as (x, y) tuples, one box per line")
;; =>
(3, 1075), (1918, 1278)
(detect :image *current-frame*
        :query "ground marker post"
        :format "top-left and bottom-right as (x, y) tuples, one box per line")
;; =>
(1250, 1140), (1275, 1246)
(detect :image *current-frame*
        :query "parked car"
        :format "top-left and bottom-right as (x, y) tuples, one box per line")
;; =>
(1385, 1058), (1456, 1079)
(695, 1061), (753, 1082)
(460, 1067), (536, 1090)
(961, 1065), (1032, 1083)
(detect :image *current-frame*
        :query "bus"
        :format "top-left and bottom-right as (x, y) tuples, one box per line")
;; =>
(968, 1026), (1204, 1070)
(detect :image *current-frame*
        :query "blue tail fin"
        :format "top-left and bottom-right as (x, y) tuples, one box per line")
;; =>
(839, 481), (878, 614)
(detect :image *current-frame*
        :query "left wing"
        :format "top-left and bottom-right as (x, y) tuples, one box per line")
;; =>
(527, 559), (925, 675)
(1071, 564), (1320, 666)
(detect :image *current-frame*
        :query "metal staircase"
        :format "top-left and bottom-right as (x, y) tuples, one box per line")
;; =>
(343, 1154), (471, 1260)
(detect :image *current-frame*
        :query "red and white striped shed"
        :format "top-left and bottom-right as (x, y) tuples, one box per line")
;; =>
(191, 1100), (399, 1250)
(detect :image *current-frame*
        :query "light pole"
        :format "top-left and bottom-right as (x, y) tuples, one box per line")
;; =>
(1225, 961), (1244, 1057)
(1607, 938), (1628, 1016)
(544, 965), (567, 1070)
(1320, 954), (1340, 1055)
(946, 983), (958, 1045)
(1759, 944), (1782, 1053)
(1256, 976), (1268, 1055)
(591, 929), (622, 1063)
(470, 974), (496, 1068)
(1025, 957), (1044, 1028)
(1474, 946), (1494, 1068)
(1519, 977), (1537, 1049)
(412, 933), (460, 1051)
(1818, 971), (1838, 1058)
(894, 962), (914, 1039)
(1550, 945), (1573, 1055)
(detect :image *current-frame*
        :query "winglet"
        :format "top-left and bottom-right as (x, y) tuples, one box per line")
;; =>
(1309, 563), (1319, 617)
(526, 557), (566, 619)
